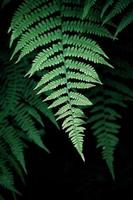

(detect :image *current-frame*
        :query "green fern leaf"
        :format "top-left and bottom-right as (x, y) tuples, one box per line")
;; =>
(70, 92), (92, 105)
(87, 52), (133, 177)
(48, 96), (68, 108)
(9, 0), (112, 158)
(0, 49), (60, 198)
(44, 88), (67, 101)
(36, 67), (65, 88)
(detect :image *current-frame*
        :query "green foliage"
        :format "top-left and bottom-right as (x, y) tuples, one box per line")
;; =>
(9, 0), (113, 159)
(0, 50), (58, 198)
(87, 58), (133, 178)
(82, 0), (133, 37)
(0, 0), (133, 198)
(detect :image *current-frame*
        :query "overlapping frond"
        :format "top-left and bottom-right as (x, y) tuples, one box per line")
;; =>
(0, 51), (58, 197)
(87, 60), (133, 178)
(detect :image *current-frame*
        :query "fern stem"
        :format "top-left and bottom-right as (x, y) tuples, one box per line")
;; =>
(58, 1), (85, 160)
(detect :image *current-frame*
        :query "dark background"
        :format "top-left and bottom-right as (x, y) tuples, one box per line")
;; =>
(22, 104), (133, 200)
(0, 1), (133, 199)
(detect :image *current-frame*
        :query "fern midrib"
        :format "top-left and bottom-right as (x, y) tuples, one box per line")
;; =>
(59, 3), (83, 156)
(63, 61), (77, 133)
(61, 39), (79, 132)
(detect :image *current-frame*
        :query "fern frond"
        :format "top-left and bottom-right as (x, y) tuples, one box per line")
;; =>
(0, 46), (60, 197)
(9, 0), (112, 158)
(87, 56), (133, 177)
(87, 85), (120, 178)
